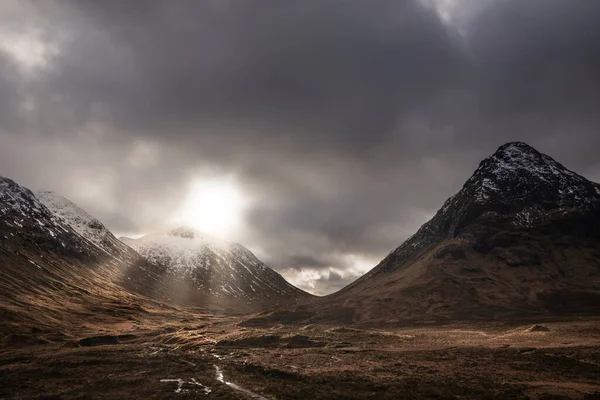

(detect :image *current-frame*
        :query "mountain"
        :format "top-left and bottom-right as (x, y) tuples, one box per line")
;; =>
(121, 227), (311, 308)
(246, 142), (600, 326)
(35, 191), (136, 258)
(0, 176), (171, 337)
(1, 176), (310, 339)
(34, 190), (309, 311)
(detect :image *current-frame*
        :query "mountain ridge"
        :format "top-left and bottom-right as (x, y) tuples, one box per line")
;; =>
(34, 190), (311, 309)
(0, 175), (172, 335)
(122, 226), (311, 306)
(244, 142), (600, 326)
(0, 176), (309, 340)
(343, 141), (600, 289)
(35, 190), (135, 259)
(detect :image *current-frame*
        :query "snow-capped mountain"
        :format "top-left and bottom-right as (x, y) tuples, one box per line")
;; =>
(0, 175), (170, 284)
(467, 142), (600, 207)
(1, 179), (148, 274)
(442, 141), (600, 233)
(0, 175), (308, 326)
(0, 175), (176, 333)
(356, 141), (600, 282)
(253, 142), (600, 326)
(35, 191), (133, 258)
(1, 176), (99, 259)
(121, 227), (310, 306)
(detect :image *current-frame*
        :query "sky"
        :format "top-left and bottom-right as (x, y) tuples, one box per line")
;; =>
(1, 0), (599, 295)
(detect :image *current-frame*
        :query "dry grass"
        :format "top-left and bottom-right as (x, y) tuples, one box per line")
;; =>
(1, 313), (600, 399)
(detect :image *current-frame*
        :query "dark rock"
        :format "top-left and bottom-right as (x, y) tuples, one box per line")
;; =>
(488, 232), (520, 248)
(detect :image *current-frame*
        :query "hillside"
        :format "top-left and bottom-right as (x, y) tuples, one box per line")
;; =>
(122, 227), (311, 309)
(0, 176), (173, 338)
(245, 142), (600, 326)
(0, 177), (307, 341)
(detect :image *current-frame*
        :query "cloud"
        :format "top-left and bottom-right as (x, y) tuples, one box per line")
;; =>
(284, 267), (361, 296)
(1, 0), (599, 294)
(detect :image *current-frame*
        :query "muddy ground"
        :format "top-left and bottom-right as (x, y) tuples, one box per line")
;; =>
(1, 312), (600, 399)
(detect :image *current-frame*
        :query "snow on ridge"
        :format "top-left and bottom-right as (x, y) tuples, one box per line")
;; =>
(35, 190), (112, 248)
(0, 177), (73, 237)
(467, 142), (600, 205)
(33, 190), (132, 257)
(1, 176), (46, 215)
(123, 226), (302, 300)
(36, 191), (103, 231)
(0, 176), (111, 260)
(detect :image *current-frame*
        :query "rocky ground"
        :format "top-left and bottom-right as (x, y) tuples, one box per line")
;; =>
(1, 311), (600, 399)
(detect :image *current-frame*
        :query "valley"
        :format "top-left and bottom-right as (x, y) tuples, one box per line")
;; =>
(3, 1), (600, 398)
(2, 309), (600, 399)
(2, 142), (600, 399)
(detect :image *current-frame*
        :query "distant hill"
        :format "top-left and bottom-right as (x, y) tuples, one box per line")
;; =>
(122, 227), (311, 308)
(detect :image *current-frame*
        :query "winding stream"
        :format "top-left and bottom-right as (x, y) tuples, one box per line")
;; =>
(214, 365), (269, 400)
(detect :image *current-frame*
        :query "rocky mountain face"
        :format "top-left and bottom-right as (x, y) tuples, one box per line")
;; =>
(0, 177), (145, 274)
(122, 227), (311, 308)
(35, 191), (134, 258)
(246, 142), (600, 326)
(0, 176), (171, 336)
(353, 141), (600, 284)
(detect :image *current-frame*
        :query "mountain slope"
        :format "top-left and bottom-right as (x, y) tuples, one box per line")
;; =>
(246, 142), (600, 326)
(1, 176), (309, 340)
(0, 176), (172, 337)
(35, 191), (133, 257)
(33, 189), (310, 311)
(349, 142), (600, 286)
(122, 227), (311, 308)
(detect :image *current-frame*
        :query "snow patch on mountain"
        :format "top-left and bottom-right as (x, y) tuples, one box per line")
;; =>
(0, 176), (112, 259)
(35, 191), (130, 255)
(468, 142), (600, 206)
(0, 176), (73, 238)
(353, 142), (600, 283)
(1, 176), (47, 219)
(121, 226), (307, 302)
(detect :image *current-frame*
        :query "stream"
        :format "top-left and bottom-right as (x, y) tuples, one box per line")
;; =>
(214, 364), (269, 400)
(160, 352), (269, 399)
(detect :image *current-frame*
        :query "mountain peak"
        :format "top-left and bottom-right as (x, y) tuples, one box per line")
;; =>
(495, 141), (539, 155)
(35, 190), (105, 231)
(462, 142), (600, 208)
(476, 141), (553, 179)
(1, 175), (39, 207)
(341, 142), (600, 303)
(123, 227), (310, 304)
(167, 226), (200, 239)
(434, 142), (600, 236)
(34, 190), (135, 256)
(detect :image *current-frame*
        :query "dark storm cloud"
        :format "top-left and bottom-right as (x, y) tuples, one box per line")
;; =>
(1, 0), (600, 294)
(465, 0), (600, 167)
(30, 0), (468, 155)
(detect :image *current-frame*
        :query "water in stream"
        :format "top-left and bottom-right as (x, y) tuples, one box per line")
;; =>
(214, 365), (269, 400)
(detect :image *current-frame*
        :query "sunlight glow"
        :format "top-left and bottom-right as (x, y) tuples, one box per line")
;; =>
(175, 177), (246, 238)
(0, 29), (58, 72)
